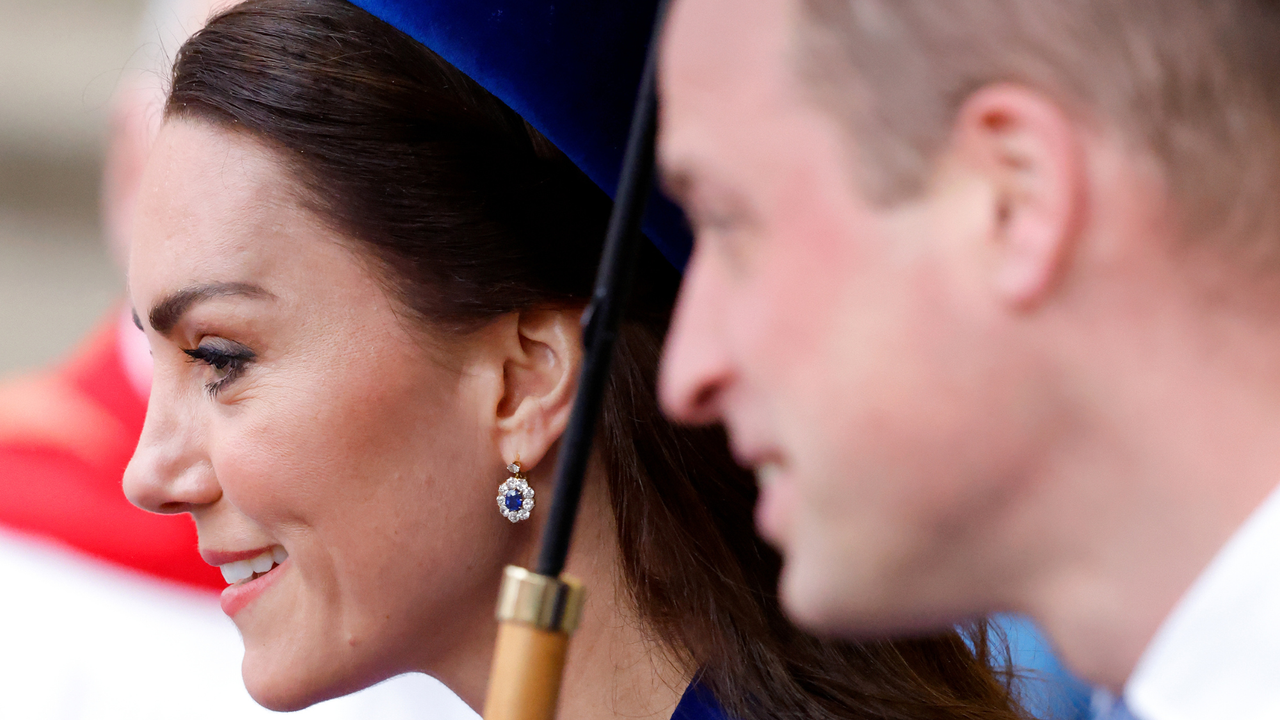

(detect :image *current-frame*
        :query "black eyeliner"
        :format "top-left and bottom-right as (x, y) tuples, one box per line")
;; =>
(183, 341), (256, 396)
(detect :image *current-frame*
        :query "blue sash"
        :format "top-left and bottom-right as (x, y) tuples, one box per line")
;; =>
(671, 680), (729, 720)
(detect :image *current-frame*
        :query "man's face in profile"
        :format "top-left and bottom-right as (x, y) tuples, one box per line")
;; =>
(657, 0), (1034, 633)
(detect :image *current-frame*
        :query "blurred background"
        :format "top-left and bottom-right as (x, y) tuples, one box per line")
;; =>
(0, 0), (148, 376)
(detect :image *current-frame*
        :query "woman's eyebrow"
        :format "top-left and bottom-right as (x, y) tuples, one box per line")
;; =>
(145, 282), (274, 336)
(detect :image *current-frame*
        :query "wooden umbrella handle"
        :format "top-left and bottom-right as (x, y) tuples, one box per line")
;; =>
(483, 622), (570, 720)
(482, 567), (586, 720)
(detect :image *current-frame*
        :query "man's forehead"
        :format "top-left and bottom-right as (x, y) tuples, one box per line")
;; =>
(659, 0), (801, 189)
(662, 0), (791, 93)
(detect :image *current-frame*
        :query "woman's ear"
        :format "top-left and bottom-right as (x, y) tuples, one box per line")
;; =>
(951, 83), (1087, 308)
(493, 308), (584, 471)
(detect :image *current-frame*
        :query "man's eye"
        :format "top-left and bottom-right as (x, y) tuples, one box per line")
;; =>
(183, 341), (255, 396)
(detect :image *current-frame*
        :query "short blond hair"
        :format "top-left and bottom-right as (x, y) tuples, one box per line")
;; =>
(797, 0), (1280, 247)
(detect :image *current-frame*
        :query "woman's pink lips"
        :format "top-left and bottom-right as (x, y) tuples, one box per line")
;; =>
(201, 546), (278, 567)
(221, 558), (288, 617)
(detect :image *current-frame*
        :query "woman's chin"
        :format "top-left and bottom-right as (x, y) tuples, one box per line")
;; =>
(241, 647), (376, 712)
(242, 662), (325, 712)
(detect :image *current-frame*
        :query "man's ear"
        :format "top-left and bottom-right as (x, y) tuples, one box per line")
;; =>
(493, 308), (584, 471)
(951, 83), (1086, 307)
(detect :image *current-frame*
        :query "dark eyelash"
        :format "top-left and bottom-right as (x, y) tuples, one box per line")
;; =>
(183, 344), (255, 396)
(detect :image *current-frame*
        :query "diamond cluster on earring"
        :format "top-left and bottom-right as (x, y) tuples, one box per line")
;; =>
(497, 463), (535, 523)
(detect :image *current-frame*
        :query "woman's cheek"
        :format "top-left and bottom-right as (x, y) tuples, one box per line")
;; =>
(211, 411), (312, 522)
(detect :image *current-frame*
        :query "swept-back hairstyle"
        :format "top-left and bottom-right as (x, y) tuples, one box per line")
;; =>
(168, 2), (1023, 718)
(798, 0), (1280, 248)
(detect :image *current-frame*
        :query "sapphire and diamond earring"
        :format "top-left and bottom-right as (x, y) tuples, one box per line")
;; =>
(497, 461), (535, 523)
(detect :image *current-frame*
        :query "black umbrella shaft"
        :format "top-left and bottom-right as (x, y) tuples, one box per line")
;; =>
(535, 3), (667, 579)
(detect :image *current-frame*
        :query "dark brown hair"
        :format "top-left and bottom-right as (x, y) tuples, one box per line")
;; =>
(168, 2), (1023, 718)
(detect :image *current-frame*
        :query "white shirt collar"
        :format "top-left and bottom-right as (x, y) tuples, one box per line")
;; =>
(1124, 482), (1280, 720)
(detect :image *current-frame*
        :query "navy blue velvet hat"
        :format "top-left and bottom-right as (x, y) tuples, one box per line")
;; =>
(347, 0), (690, 269)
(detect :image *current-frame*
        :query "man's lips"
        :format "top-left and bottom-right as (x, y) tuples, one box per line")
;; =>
(754, 465), (796, 547)
(728, 433), (784, 471)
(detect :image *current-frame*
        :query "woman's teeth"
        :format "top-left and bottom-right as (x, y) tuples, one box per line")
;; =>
(220, 546), (288, 585)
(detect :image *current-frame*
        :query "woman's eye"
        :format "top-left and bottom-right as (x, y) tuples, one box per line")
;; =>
(183, 341), (256, 397)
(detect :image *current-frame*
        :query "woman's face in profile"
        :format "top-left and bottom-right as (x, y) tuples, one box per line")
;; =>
(124, 120), (522, 710)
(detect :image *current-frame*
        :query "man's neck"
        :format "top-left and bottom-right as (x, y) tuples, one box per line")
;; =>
(1016, 306), (1280, 690)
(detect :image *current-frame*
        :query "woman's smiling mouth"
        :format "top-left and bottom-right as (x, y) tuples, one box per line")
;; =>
(220, 546), (289, 584)
(205, 545), (291, 618)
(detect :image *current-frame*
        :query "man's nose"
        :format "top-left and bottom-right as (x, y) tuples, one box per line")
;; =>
(123, 380), (220, 515)
(659, 248), (735, 425)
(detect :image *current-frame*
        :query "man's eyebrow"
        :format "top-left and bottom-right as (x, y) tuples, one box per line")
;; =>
(147, 282), (274, 336)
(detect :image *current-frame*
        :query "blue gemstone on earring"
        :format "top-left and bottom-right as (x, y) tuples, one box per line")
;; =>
(504, 492), (524, 512)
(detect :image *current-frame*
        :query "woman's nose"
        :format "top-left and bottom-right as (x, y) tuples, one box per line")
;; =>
(123, 382), (221, 515)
